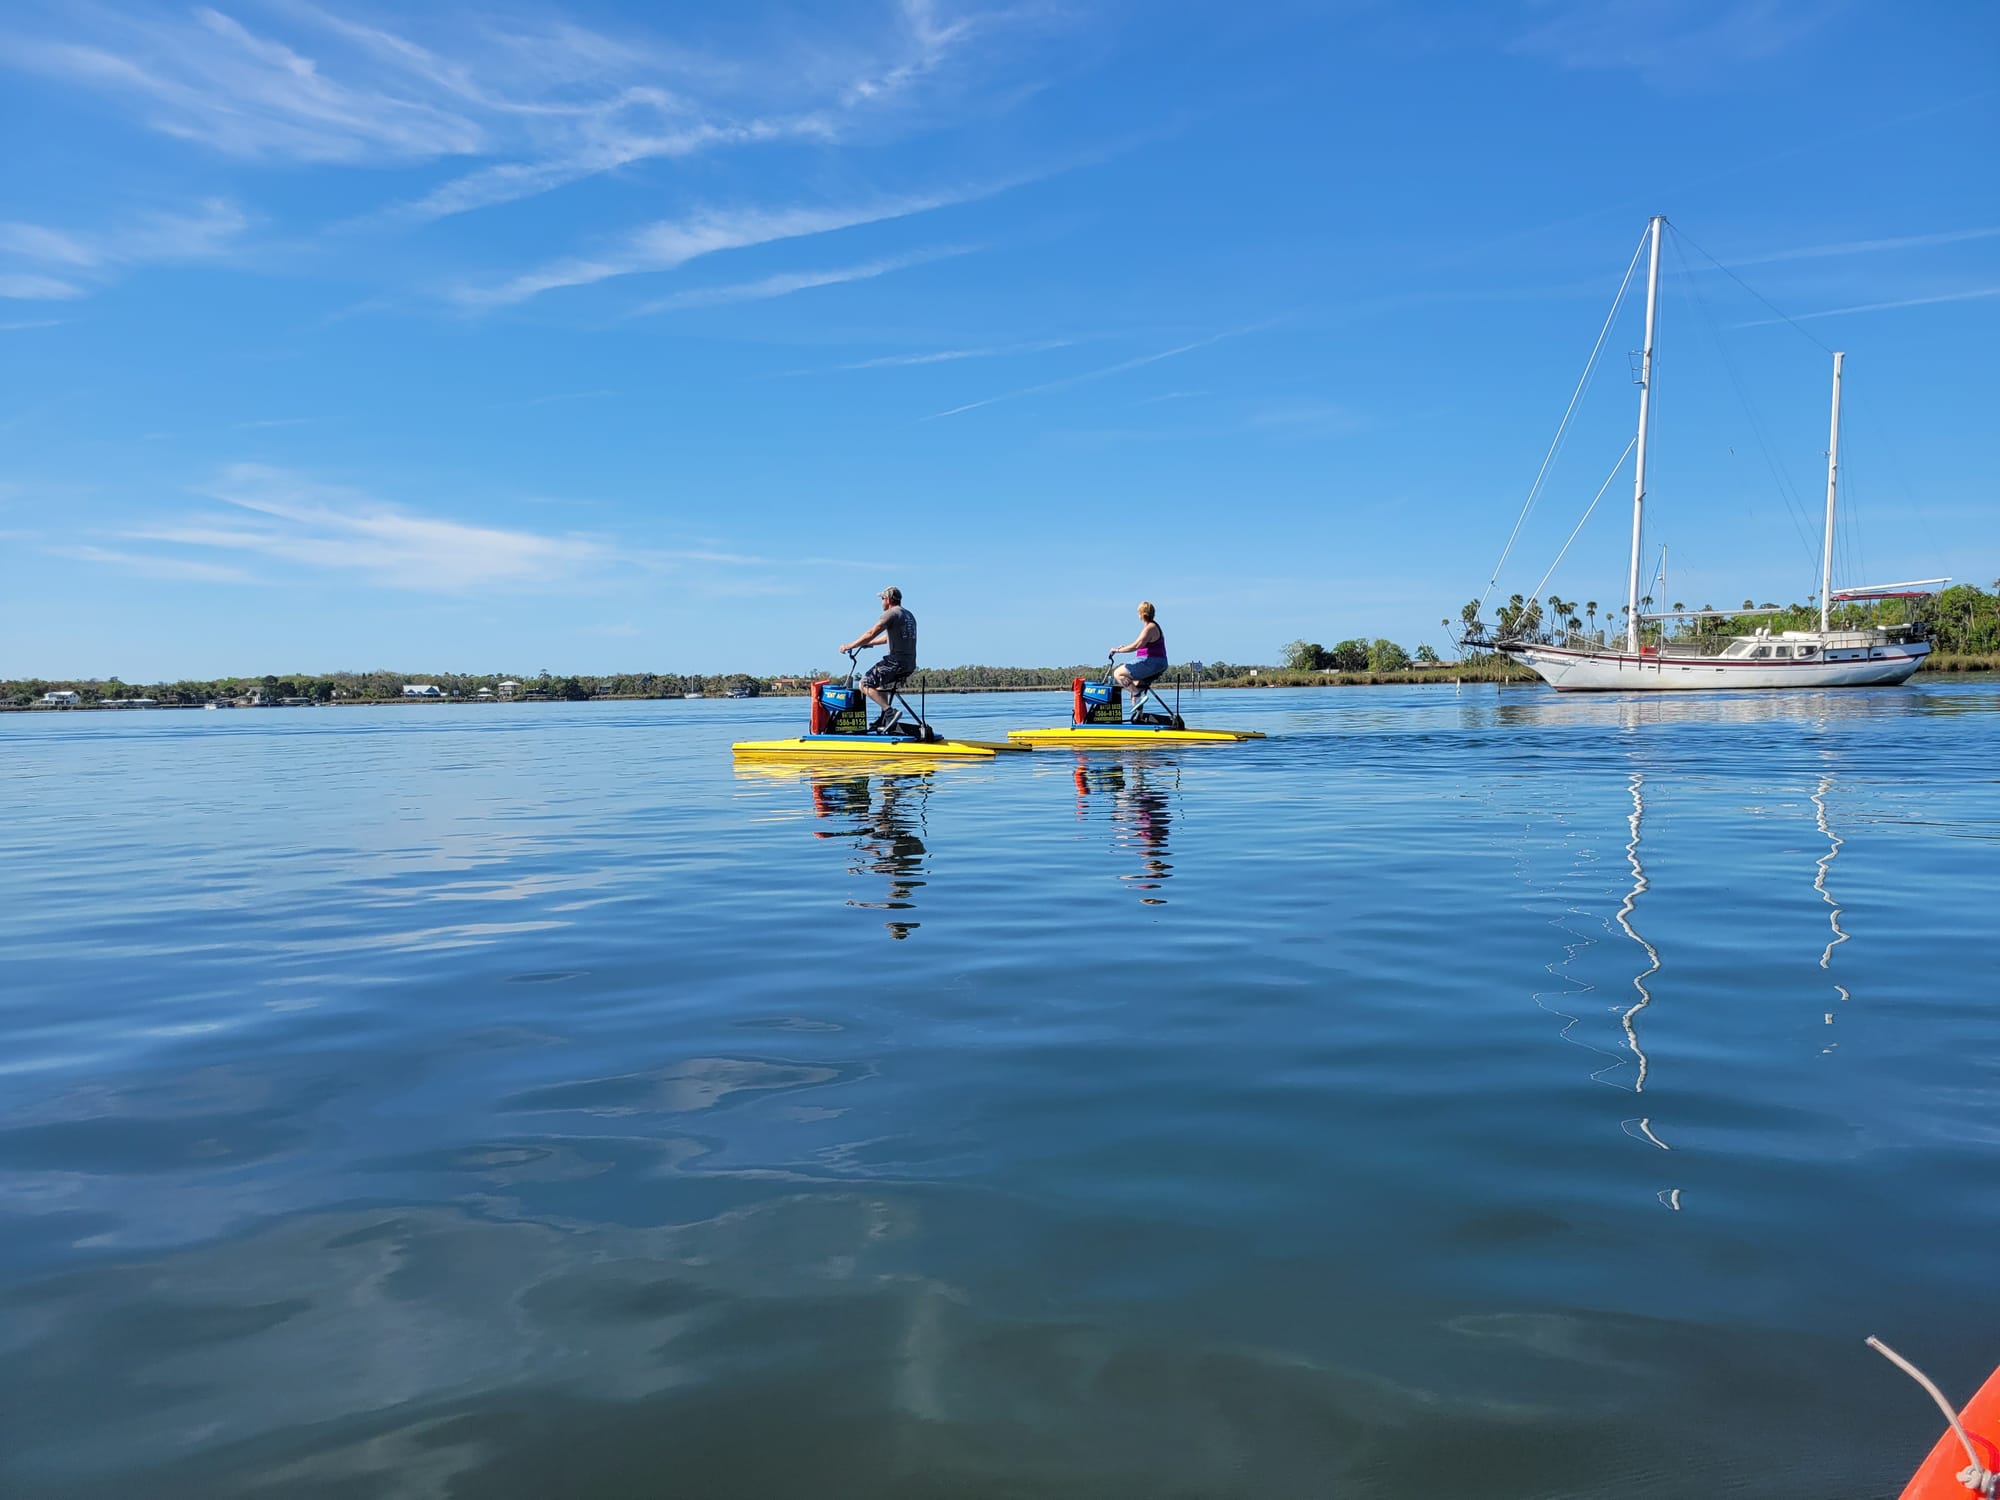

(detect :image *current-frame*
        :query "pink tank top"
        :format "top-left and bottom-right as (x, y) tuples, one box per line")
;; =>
(1135, 627), (1164, 660)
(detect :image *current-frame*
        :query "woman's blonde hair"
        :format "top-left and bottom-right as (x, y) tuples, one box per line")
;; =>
(1137, 600), (1156, 621)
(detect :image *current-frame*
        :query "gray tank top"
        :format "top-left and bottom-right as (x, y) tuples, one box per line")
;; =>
(883, 606), (917, 668)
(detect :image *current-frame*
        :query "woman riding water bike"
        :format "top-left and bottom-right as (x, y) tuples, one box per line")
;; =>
(1108, 601), (1167, 715)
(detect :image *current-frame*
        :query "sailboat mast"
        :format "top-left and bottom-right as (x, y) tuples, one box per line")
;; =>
(1626, 216), (1664, 653)
(1820, 350), (1844, 633)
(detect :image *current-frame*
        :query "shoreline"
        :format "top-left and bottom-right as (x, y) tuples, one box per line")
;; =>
(7, 660), (1995, 712)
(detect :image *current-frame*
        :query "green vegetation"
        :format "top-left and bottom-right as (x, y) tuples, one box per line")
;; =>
(1, 668), (763, 709)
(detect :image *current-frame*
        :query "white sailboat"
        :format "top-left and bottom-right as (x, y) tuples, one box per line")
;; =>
(1484, 216), (1943, 692)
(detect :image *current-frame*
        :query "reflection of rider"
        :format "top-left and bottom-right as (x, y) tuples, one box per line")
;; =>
(1109, 600), (1167, 707)
(1075, 760), (1173, 903)
(838, 585), (917, 731)
(810, 771), (929, 939)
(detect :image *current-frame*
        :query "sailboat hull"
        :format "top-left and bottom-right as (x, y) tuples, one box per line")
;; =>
(1506, 640), (1929, 690)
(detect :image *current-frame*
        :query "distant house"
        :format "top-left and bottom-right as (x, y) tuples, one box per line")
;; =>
(41, 690), (80, 706)
(402, 684), (444, 698)
(497, 680), (521, 697)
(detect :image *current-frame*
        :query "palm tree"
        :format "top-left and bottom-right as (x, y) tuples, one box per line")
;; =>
(1585, 600), (1598, 636)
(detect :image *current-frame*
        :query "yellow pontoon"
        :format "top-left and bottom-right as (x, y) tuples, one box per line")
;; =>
(1007, 724), (1262, 747)
(733, 734), (1026, 759)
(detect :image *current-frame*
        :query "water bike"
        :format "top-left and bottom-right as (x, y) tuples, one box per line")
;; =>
(1008, 658), (1265, 748)
(733, 649), (1029, 760)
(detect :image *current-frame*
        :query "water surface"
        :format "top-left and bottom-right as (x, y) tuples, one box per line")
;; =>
(4, 684), (1998, 1498)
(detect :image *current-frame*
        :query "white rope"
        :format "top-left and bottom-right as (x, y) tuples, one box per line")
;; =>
(1869, 1336), (2000, 1496)
(1478, 227), (1648, 613)
(1523, 436), (1637, 614)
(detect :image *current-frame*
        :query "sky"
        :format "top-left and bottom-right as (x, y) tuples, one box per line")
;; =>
(2, 0), (1996, 679)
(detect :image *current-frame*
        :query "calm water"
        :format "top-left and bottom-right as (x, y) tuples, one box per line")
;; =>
(4, 684), (1998, 1499)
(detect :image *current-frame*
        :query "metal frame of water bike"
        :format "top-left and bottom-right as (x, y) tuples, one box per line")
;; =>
(844, 647), (940, 743)
(1101, 654), (1185, 730)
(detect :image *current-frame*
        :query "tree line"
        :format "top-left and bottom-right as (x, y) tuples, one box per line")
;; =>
(2, 669), (763, 708)
(1279, 639), (1442, 672)
(3, 661), (1265, 708)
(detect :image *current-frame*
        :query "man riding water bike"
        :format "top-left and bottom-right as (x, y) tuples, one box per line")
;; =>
(1109, 600), (1166, 710)
(839, 586), (918, 732)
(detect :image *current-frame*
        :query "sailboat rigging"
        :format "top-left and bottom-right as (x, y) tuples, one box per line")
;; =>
(1468, 216), (1947, 691)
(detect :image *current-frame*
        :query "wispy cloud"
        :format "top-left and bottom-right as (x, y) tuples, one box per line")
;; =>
(124, 464), (616, 592)
(797, 337), (1079, 374)
(48, 544), (256, 584)
(629, 245), (973, 316)
(114, 464), (869, 592)
(923, 321), (1281, 420)
(1511, 0), (1831, 83)
(5, 10), (487, 164)
(455, 184), (1019, 309)
(844, 0), (975, 105)
(0, 198), (248, 299)
(1736, 286), (2000, 326)
(0, 274), (85, 301)
(1708, 225), (2000, 269)
(0, 318), (66, 331)
(232, 417), (313, 430)
(7, 4), (1037, 224)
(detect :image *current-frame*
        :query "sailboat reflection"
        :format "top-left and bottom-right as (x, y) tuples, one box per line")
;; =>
(1812, 773), (1849, 1048)
(1614, 772), (1672, 1171)
(1072, 758), (1179, 904)
(745, 766), (932, 939)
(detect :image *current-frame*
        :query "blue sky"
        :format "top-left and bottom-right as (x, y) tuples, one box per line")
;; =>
(2, 0), (1995, 678)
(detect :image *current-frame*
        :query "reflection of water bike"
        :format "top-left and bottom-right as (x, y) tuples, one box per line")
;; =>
(733, 649), (1029, 760)
(1009, 657), (1265, 748)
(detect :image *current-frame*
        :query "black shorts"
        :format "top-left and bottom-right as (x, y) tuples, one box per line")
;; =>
(863, 660), (913, 690)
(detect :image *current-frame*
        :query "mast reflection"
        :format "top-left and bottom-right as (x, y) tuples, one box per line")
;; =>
(1614, 772), (1674, 1189)
(1615, 772), (1660, 1099)
(1072, 758), (1179, 904)
(1812, 773), (1850, 1045)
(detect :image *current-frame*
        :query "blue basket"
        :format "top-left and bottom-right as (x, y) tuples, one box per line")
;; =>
(820, 686), (860, 712)
(1082, 681), (1118, 706)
